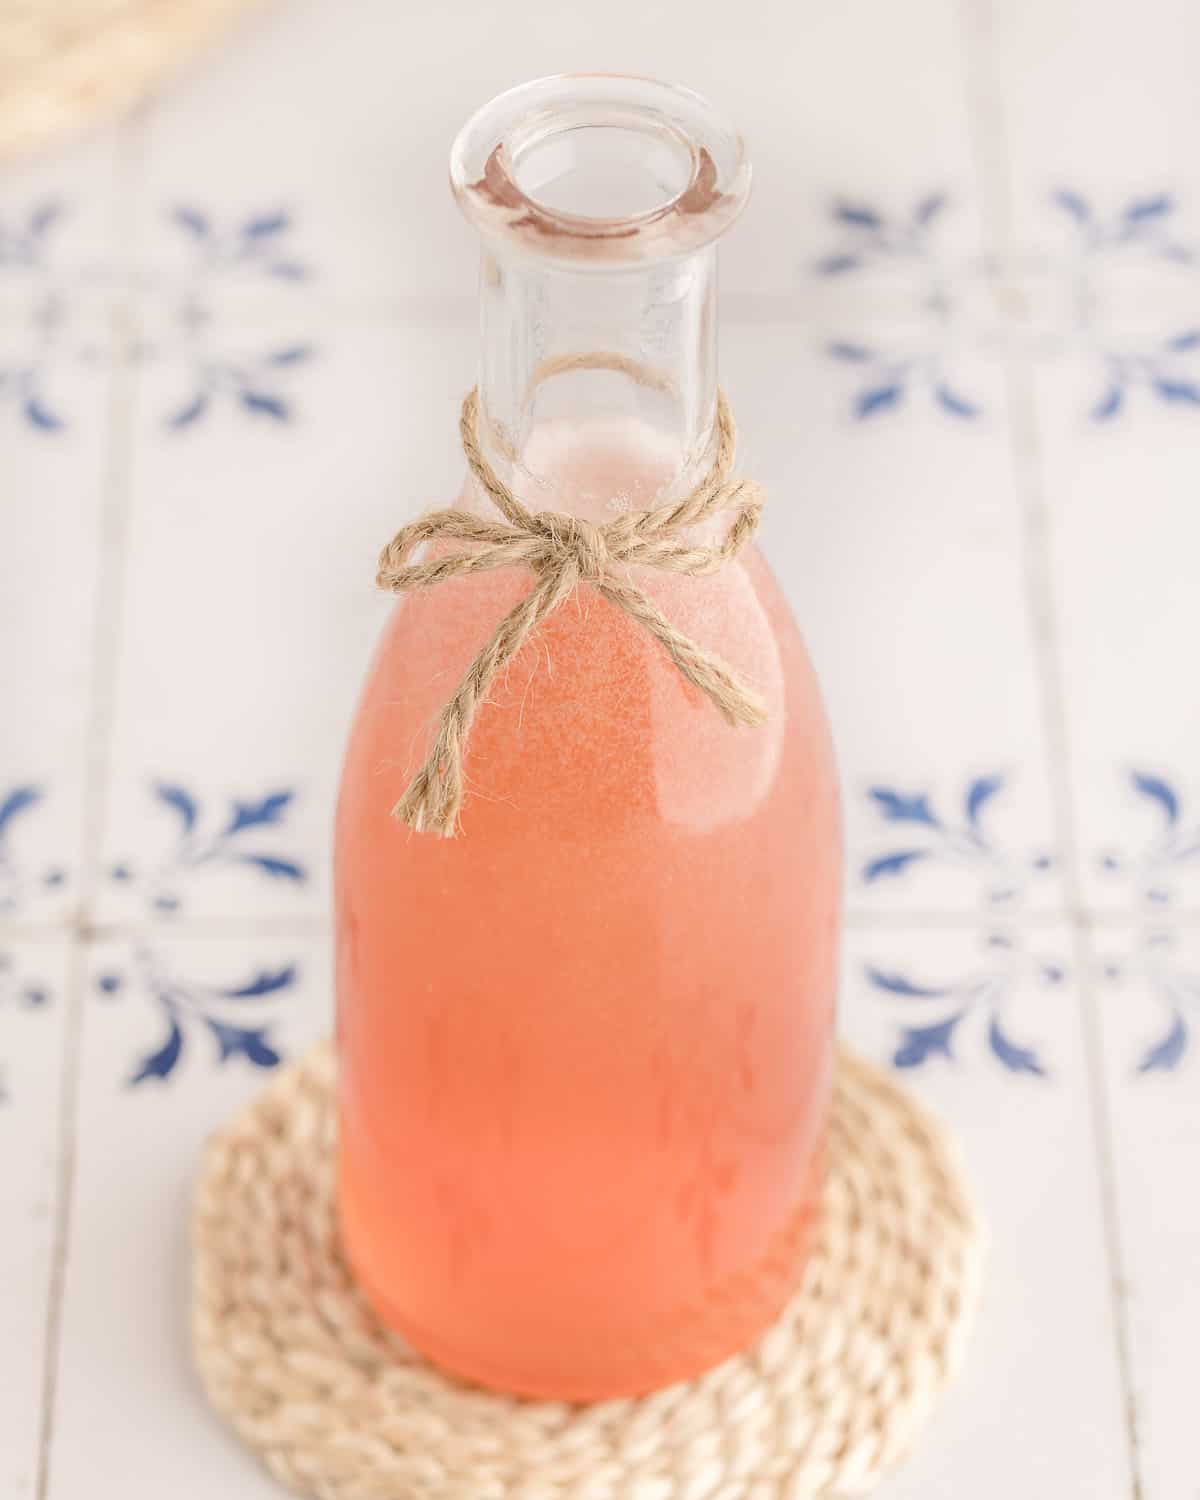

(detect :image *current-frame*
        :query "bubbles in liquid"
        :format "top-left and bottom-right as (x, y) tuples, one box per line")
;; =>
(336, 414), (839, 1400)
(516, 418), (786, 831)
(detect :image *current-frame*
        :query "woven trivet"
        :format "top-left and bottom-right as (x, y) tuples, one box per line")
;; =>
(0, 0), (262, 162)
(192, 1043), (982, 1499)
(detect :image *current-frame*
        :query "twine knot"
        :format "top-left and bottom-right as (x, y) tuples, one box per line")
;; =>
(376, 381), (767, 836)
(535, 511), (610, 582)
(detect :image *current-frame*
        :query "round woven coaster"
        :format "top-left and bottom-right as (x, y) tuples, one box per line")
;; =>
(192, 1043), (982, 1500)
(0, 0), (261, 162)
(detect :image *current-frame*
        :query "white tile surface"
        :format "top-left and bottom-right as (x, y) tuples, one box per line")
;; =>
(841, 924), (1132, 1497)
(0, 131), (131, 930)
(1091, 921), (1200, 1500)
(1039, 362), (1200, 914)
(97, 319), (473, 922)
(1, 383), (110, 926)
(722, 327), (1061, 915)
(135, 0), (982, 305)
(47, 935), (331, 1499)
(0, 940), (68, 1500)
(6, 0), (1200, 1493)
(996, 0), (1200, 251)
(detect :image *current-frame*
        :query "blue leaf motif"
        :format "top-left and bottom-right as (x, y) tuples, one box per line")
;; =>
(816, 253), (860, 275)
(242, 211), (291, 239)
(988, 1016), (1046, 1076)
(265, 346), (313, 366)
(1153, 378), (1200, 405)
(168, 392), (209, 428)
(224, 791), (293, 836)
(1125, 194), (1172, 222)
(894, 1013), (963, 1068)
(240, 390), (289, 420)
(914, 193), (946, 226)
(1091, 384), (1124, 421)
(827, 341), (874, 362)
(935, 383), (979, 418)
(1132, 770), (1179, 826)
(155, 782), (198, 835)
(28, 202), (61, 236)
(237, 854), (305, 882)
(856, 385), (903, 418)
(834, 202), (882, 229)
(131, 1017), (184, 1085)
(266, 260), (308, 280)
(1054, 189), (1092, 223)
(1166, 330), (1200, 352)
(868, 788), (939, 826)
(0, 785), (40, 838)
(1138, 1011), (1188, 1073)
(25, 395), (63, 431)
(207, 1019), (281, 1069)
(965, 773), (1005, 830)
(172, 206), (211, 238)
(866, 967), (951, 998)
(221, 965), (297, 999)
(863, 850), (930, 882)
(1162, 245), (1197, 265)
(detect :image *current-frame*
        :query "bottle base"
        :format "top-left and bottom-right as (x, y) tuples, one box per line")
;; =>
(346, 1255), (805, 1403)
(340, 1177), (823, 1404)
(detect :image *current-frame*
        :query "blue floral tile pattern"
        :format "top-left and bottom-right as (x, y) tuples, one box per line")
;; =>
(861, 773), (1055, 904)
(1051, 193), (1200, 419)
(0, 784), (68, 918)
(0, 201), (314, 431)
(109, 782), (306, 915)
(156, 206), (314, 428)
(0, 203), (74, 430)
(97, 947), (294, 1085)
(89, 780), (308, 1083)
(1089, 769), (1200, 1075)
(1101, 934), (1197, 1075)
(0, 785), (58, 1102)
(1094, 769), (1200, 908)
(866, 936), (1064, 1077)
(818, 189), (1200, 423)
(0, 786), (68, 1025)
(816, 193), (983, 421)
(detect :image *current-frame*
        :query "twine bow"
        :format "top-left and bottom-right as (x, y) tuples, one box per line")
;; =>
(376, 386), (766, 836)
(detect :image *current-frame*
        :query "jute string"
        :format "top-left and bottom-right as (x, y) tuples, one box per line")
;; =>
(376, 359), (766, 836)
(191, 1042), (983, 1500)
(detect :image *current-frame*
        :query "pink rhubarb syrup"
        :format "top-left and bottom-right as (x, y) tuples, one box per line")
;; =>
(336, 422), (841, 1400)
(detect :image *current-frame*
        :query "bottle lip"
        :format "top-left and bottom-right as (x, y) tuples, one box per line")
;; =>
(449, 74), (751, 270)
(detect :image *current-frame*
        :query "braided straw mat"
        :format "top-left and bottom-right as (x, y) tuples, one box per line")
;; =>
(0, 0), (260, 161)
(192, 1043), (982, 1500)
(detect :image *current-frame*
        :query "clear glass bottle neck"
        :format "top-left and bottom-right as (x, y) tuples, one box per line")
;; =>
(475, 245), (718, 518)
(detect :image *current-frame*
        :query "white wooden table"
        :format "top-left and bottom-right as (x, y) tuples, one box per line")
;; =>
(3, 1), (1196, 1494)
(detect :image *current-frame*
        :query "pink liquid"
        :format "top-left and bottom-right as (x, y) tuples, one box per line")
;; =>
(335, 426), (840, 1400)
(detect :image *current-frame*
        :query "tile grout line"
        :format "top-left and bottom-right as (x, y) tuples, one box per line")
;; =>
(5, 904), (1199, 945)
(957, 3), (1144, 1496)
(34, 114), (146, 1500)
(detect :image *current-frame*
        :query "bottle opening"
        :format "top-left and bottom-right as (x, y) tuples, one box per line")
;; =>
(511, 123), (693, 222)
(451, 75), (751, 268)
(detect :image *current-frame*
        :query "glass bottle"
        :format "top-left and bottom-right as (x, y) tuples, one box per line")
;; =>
(335, 75), (841, 1402)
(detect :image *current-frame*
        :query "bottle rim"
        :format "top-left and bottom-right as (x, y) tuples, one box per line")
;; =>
(450, 74), (751, 270)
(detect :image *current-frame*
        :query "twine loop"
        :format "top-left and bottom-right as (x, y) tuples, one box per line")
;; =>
(376, 382), (767, 836)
